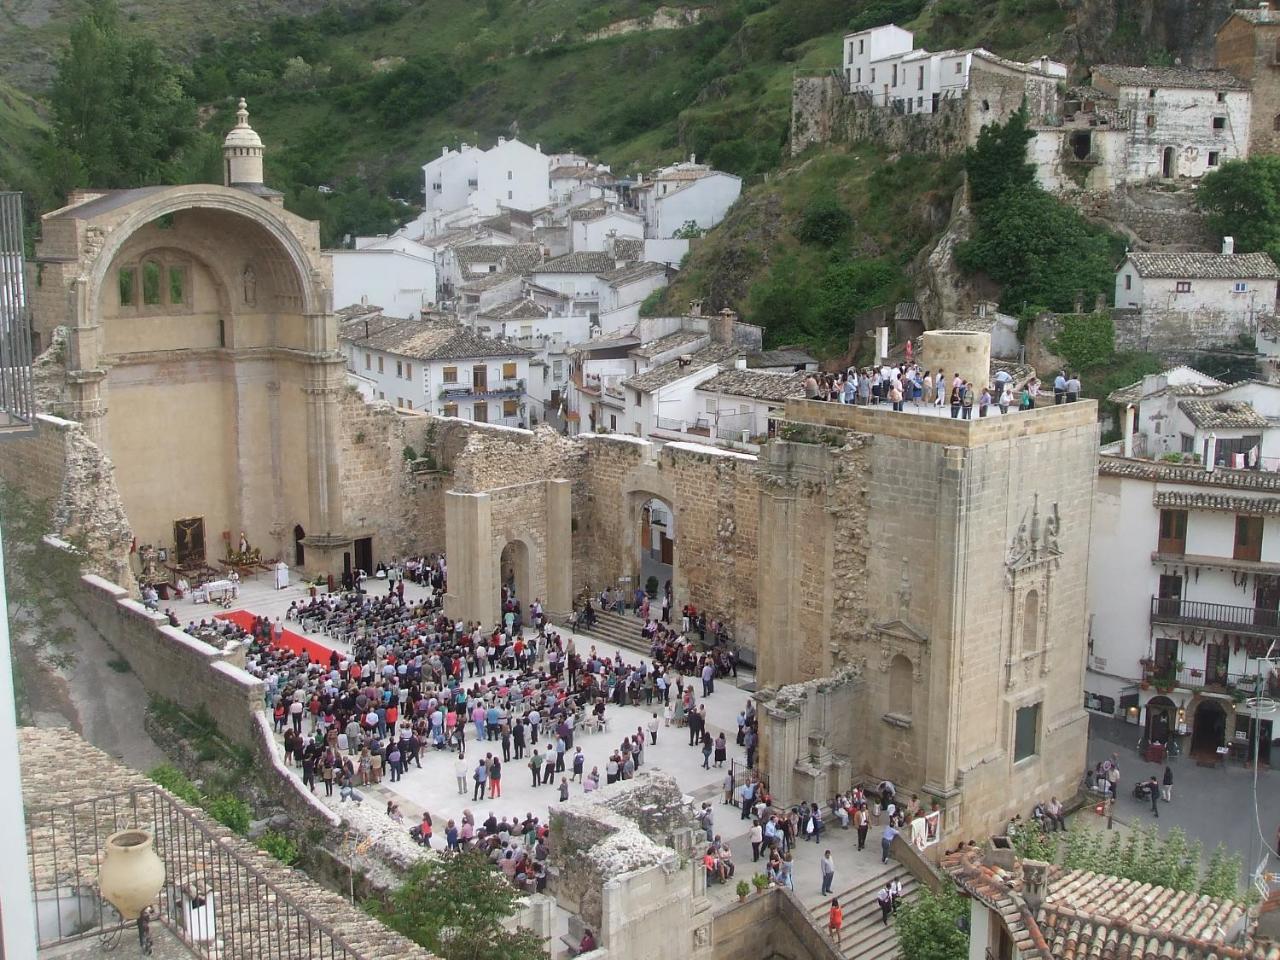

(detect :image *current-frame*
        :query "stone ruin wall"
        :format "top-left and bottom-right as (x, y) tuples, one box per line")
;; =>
(0, 412), (134, 588)
(1062, 185), (1213, 250)
(790, 75), (971, 157)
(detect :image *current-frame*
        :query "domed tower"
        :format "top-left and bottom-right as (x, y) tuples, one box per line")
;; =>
(222, 97), (264, 189)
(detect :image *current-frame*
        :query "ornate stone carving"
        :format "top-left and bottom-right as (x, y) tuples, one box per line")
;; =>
(242, 264), (257, 306)
(693, 924), (710, 948)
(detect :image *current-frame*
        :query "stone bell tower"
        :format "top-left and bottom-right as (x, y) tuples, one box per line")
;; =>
(222, 97), (265, 189)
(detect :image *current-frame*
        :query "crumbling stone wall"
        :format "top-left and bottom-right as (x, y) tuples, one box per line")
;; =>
(790, 76), (971, 157)
(0, 412), (133, 586)
(1063, 185), (1212, 249)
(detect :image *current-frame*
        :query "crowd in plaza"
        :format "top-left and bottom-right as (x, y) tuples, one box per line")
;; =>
(801, 361), (1084, 418)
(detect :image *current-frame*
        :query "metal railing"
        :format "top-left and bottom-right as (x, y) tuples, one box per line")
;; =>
(0, 191), (35, 433)
(28, 785), (369, 958)
(1150, 596), (1280, 636)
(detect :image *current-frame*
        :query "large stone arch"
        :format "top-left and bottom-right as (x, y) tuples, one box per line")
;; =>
(34, 184), (349, 573)
(624, 488), (680, 607)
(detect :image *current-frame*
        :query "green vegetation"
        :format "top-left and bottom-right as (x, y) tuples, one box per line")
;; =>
(893, 885), (969, 960)
(1197, 156), (1280, 265)
(1011, 825), (1248, 900)
(1051, 313), (1117, 370)
(370, 850), (544, 960)
(148, 762), (253, 835)
(957, 110), (1123, 313)
(666, 146), (962, 353)
(48, 0), (201, 192)
(257, 830), (301, 866)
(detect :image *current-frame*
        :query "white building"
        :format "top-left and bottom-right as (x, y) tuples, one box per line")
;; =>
(1090, 367), (1280, 761)
(841, 23), (1066, 115)
(420, 138), (552, 238)
(1114, 243), (1279, 352)
(632, 159), (742, 239)
(338, 309), (532, 425)
(529, 251), (621, 321)
(571, 209), (644, 252)
(327, 245), (438, 319)
(422, 142), (483, 224)
(1032, 64), (1252, 191)
(691, 366), (806, 446)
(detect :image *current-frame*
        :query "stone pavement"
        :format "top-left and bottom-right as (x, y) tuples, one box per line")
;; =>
(1088, 714), (1280, 884)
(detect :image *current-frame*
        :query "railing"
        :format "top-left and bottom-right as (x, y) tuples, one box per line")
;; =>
(438, 378), (525, 400)
(1150, 596), (1280, 636)
(654, 416), (686, 432)
(1139, 660), (1260, 693)
(0, 191), (35, 432)
(27, 785), (373, 958)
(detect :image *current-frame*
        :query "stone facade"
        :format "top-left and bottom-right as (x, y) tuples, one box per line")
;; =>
(1062, 185), (1213, 250)
(791, 76), (971, 157)
(1216, 10), (1280, 156)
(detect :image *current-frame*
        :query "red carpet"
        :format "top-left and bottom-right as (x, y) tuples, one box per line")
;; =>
(216, 609), (335, 663)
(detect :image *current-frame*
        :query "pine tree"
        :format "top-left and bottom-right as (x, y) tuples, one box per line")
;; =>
(1119, 828), (1141, 879)
(1175, 840), (1204, 893)
(1199, 845), (1240, 900)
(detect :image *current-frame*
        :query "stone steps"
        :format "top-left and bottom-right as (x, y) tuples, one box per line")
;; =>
(561, 608), (659, 659)
(807, 864), (919, 960)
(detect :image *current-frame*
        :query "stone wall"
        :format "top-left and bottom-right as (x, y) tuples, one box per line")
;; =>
(711, 888), (843, 960)
(1063, 185), (1212, 250)
(71, 573), (265, 747)
(1112, 304), (1254, 356)
(790, 76), (971, 157)
(0, 413), (134, 587)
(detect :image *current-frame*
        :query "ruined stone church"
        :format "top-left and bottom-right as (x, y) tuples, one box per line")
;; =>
(4, 104), (1099, 849)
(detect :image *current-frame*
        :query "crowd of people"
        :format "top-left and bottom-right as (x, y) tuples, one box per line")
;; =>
(800, 361), (1084, 418)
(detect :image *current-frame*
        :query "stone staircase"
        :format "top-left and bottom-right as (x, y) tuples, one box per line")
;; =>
(807, 864), (919, 960)
(561, 608), (658, 658)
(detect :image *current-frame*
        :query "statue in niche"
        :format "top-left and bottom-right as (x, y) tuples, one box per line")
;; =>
(242, 264), (257, 306)
(1044, 502), (1061, 554)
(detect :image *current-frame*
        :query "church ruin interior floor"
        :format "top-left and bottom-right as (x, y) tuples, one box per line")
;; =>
(164, 572), (895, 909)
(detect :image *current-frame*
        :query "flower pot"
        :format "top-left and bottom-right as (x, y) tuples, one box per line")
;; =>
(99, 829), (165, 921)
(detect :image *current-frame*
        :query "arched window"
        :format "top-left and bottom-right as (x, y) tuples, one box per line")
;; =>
(142, 260), (162, 305)
(889, 654), (913, 717)
(1022, 590), (1040, 654)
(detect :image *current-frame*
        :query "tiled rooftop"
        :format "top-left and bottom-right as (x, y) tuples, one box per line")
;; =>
(622, 344), (738, 392)
(697, 369), (807, 402)
(1092, 63), (1250, 90)
(1099, 455), (1280, 491)
(1154, 489), (1280, 516)
(533, 251), (620, 274)
(1125, 251), (1279, 280)
(1178, 397), (1269, 429)
(339, 312), (530, 361)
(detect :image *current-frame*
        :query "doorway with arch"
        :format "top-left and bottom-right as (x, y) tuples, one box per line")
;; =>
(500, 539), (532, 615)
(637, 496), (675, 603)
(1144, 694), (1175, 745)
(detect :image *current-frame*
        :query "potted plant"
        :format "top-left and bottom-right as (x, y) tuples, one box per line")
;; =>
(752, 873), (770, 894)
(736, 879), (750, 902)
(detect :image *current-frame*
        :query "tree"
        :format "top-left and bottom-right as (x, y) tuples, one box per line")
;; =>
(1199, 844), (1243, 901)
(371, 851), (544, 960)
(49, 0), (197, 189)
(1196, 156), (1280, 260)
(673, 220), (706, 240)
(894, 885), (970, 960)
(963, 107), (1035, 207)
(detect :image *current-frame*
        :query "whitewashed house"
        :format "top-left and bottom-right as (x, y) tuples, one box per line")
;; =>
(632, 159), (742, 239)
(1090, 367), (1280, 761)
(422, 143), (482, 224)
(842, 24), (1065, 115)
(327, 235), (438, 319)
(339, 310), (531, 424)
(1114, 242), (1279, 353)
(529, 251), (620, 320)
(440, 242), (542, 296)
(474, 137), (552, 214)
(596, 261), (672, 333)
(571, 209), (644, 252)
(692, 366), (805, 445)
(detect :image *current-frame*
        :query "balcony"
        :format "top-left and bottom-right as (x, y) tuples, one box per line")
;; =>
(438, 378), (526, 400)
(1150, 596), (1280, 637)
(1139, 659), (1272, 697)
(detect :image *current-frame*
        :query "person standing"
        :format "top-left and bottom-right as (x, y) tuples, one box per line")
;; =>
(1161, 765), (1173, 803)
(877, 884), (894, 926)
(1147, 774), (1160, 817)
(559, 777), (570, 802)
(455, 753), (468, 794)
(855, 805), (870, 851)
(1053, 370), (1067, 404)
(529, 749), (543, 788)
(750, 820), (764, 862)
(488, 757), (501, 799)
(828, 899), (844, 947)
(881, 822), (898, 864)
(648, 712), (660, 745)
(820, 849), (835, 896)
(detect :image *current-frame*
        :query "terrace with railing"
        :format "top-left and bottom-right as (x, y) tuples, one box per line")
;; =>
(1149, 596), (1280, 638)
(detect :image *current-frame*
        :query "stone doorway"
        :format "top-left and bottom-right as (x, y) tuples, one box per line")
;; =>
(1162, 146), (1176, 178)
(354, 537), (373, 576)
(293, 524), (305, 568)
(500, 539), (532, 611)
(637, 497), (674, 601)
(1191, 698), (1227, 759)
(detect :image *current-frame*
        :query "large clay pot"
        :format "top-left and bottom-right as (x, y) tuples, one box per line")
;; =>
(99, 829), (165, 920)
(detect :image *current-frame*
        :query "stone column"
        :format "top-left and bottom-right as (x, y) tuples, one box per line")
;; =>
(444, 491), (495, 625)
(545, 479), (573, 620)
(1121, 404), (1134, 458)
(64, 277), (109, 449)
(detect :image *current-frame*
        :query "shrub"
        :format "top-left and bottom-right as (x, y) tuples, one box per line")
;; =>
(149, 764), (202, 805)
(207, 793), (251, 835)
(1052, 313), (1115, 369)
(403, 445), (418, 461)
(894, 885), (969, 960)
(257, 830), (300, 865)
(796, 195), (853, 245)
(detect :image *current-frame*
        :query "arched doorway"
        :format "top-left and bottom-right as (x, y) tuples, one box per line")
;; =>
(1191, 699), (1228, 759)
(500, 540), (532, 619)
(293, 524), (305, 568)
(1162, 146), (1176, 178)
(638, 497), (675, 603)
(1144, 694), (1175, 744)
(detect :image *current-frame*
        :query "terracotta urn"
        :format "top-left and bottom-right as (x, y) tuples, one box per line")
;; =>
(99, 829), (165, 920)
